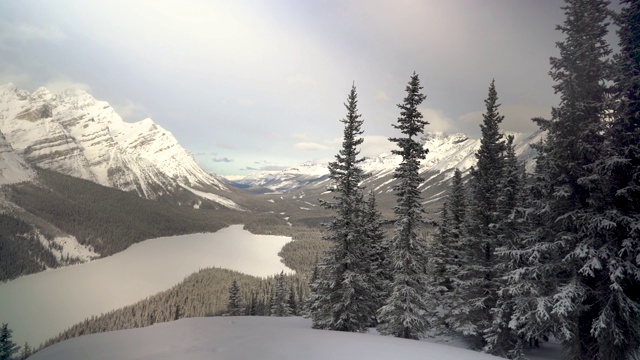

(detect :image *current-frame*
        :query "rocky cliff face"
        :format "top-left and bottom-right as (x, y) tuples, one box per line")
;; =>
(0, 83), (226, 199)
(0, 129), (34, 186)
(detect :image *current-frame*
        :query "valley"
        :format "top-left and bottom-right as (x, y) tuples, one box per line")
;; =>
(0, 225), (294, 347)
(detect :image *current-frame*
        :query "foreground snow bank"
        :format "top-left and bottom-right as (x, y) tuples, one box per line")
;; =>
(0, 225), (293, 347)
(32, 317), (505, 360)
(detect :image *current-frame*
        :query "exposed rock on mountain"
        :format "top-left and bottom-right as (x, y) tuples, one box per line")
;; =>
(0, 83), (232, 205)
(0, 129), (34, 186)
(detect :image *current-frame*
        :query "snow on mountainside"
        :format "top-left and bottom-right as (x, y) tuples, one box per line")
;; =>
(235, 131), (543, 193)
(0, 83), (233, 206)
(0, 129), (34, 185)
(236, 161), (330, 192)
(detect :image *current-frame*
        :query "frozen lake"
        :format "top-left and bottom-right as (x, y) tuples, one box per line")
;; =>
(0, 225), (293, 347)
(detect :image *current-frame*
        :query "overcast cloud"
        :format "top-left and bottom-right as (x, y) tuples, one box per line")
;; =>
(0, 0), (621, 175)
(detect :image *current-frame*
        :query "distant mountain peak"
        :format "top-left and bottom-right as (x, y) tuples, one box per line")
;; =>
(0, 83), (235, 208)
(232, 130), (542, 193)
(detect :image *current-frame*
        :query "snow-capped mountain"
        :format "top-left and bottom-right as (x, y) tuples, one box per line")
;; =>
(0, 83), (229, 202)
(0, 129), (34, 185)
(235, 161), (330, 192)
(234, 131), (543, 194)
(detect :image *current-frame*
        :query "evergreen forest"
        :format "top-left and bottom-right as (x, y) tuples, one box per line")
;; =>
(307, 1), (640, 359)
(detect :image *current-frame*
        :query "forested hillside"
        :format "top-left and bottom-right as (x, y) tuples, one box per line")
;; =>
(0, 213), (58, 280)
(0, 170), (230, 281)
(40, 268), (310, 351)
(1, 169), (324, 281)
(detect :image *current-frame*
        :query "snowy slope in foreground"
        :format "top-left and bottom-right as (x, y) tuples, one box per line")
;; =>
(32, 317), (561, 360)
(0, 225), (293, 347)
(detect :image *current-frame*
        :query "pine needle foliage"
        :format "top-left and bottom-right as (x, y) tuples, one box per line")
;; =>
(309, 84), (377, 332)
(227, 280), (243, 316)
(429, 168), (466, 329)
(503, 1), (621, 358)
(449, 80), (507, 349)
(0, 323), (20, 360)
(377, 72), (435, 340)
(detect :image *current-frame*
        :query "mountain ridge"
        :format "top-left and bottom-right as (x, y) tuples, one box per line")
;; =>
(0, 83), (231, 205)
(232, 130), (543, 193)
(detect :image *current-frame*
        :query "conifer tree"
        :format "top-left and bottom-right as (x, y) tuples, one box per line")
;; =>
(363, 190), (390, 325)
(506, 1), (614, 358)
(173, 304), (182, 321)
(377, 72), (434, 339)
(0, 323), (20, 360)
(247, 293), (258, 316)
(429, 168), (466, 328)
(450, 80), (507, 349)
(19, 342), (30, 360)
(500, 139), (557, 359)
(304, 257), (320, 318)
(271, 272), (293, 317)
(581, 1), (640, 358)
(227, 280), (243, 316)
(309, 84), (376, 332)
(288, 285), (298, 316)
(496, 135), (522, 219)
(484, 135), (527, 358)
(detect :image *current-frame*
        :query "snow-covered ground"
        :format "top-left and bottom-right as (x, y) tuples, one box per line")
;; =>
(30, 317), (561, 360)
(36, 233), (99, 263)
(0, 225), (293, 347)
(180, 183), (244, 211)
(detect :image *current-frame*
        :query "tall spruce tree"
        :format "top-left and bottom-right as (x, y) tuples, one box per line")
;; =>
(271, 272), (293, 317)
(227, 280), (243, 316)
(0, 323), (19, 360)
(377, 72), (434, 339)
(506, 1), (614, 359)
(500, 138), (559, 359)
(309, 84), (375, 332)
(582, 1), (640, 358)
(363, 190), (390, 325)
(429, 168), (466, 329)
(484, 135), (528, 358)
(450, 80), (507, 349)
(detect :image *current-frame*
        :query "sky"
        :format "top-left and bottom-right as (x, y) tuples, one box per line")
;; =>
(0, 0), (622, 176)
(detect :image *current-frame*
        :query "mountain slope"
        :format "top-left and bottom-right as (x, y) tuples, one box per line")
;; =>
(0, 83), (232, 205)
(0, 129), (34, 185)
(0, 168), (249, 282)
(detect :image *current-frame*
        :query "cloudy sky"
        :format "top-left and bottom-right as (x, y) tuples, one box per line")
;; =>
(0, 1), (622, 176)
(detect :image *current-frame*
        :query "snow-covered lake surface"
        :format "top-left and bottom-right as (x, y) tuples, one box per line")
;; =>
(0, 225), (293, 347)
(30, 317), (561, 360)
